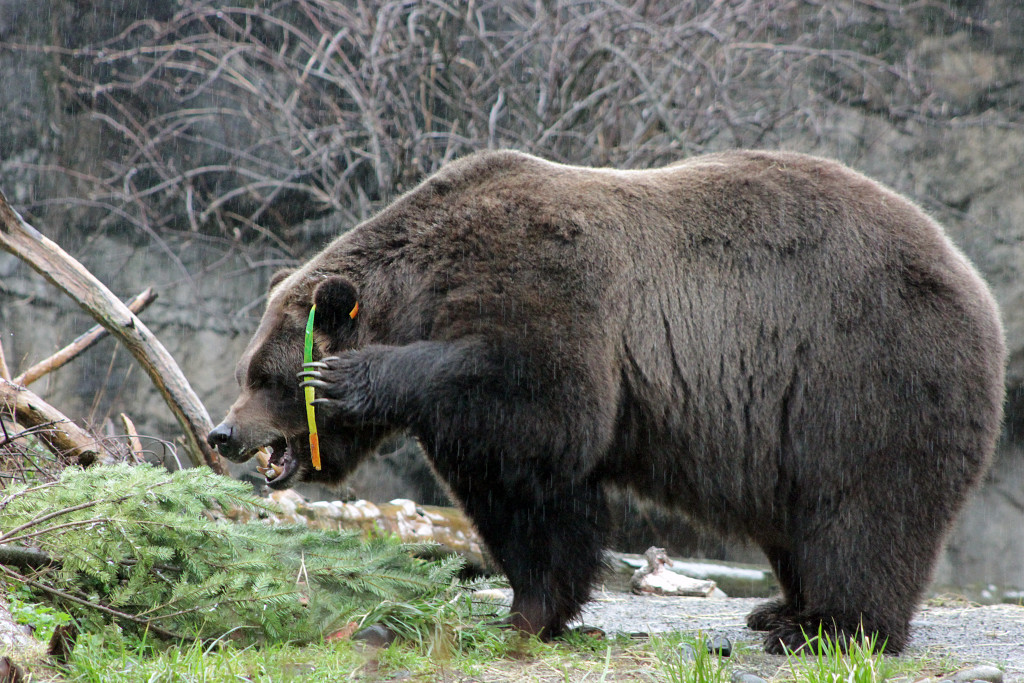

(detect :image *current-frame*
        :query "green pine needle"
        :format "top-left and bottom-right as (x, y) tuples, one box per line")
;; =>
(0, 463), (464, 644)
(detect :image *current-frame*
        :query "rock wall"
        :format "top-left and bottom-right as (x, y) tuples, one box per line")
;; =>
(1, 0), (1022, 593)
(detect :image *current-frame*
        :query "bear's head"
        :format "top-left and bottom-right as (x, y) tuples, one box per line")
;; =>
(207, 269), (388, 489)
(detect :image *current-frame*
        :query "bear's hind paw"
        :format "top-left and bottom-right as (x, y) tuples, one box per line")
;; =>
(746, 597), (794, 632)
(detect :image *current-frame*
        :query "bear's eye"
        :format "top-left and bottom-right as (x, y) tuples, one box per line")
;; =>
(246, 367), (301, 402)
(245, 345), (303, 399)
(246, 366), (271, 390)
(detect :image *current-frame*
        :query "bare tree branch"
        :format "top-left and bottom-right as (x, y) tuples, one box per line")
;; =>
(0, 378), (102, 466)
(6, 0), (996, 250)
(13, 289), (158, 388)
(0, 340), (9, 382)
(0, 191), (223, 474)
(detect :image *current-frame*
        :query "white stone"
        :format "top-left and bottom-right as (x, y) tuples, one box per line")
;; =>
(390, 498), (418, 517)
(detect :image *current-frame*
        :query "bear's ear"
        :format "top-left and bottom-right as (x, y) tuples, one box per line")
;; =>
(312, 277), (360, 337)
(268, 268), (296, 292)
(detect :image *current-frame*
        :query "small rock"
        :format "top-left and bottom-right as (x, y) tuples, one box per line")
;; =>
(354, 500), (381, 518)
(707, 634), (732, 657)
(268, 489), (304, 516)
(679, 643), (697, 662)
(732, 673), (767, 683)
(352, 624), (397, 648)
(390, 498), (418, 516)
(471, 588), (513, 605)
(948, 666), (1003, 683)
(309, 501), (339, 518)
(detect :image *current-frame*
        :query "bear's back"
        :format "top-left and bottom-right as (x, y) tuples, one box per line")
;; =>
(407, 150), (1004, 530)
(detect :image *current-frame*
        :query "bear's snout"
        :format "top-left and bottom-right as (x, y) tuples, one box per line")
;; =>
(207, 422), (238, 457)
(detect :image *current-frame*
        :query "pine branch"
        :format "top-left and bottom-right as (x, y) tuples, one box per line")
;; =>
(0, 564), (184, 641)
(0, 479), (172, 543)
(0, 517), (109, 545)
(0, 480), (58, 512)
(0, 464), (466, 644)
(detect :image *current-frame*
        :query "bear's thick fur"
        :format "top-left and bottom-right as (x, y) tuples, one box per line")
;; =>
(208, 150), (1006, 653)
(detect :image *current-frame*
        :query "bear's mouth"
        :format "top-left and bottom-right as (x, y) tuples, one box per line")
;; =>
(255, 436), (302, 487)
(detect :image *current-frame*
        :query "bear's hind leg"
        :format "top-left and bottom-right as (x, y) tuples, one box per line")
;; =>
(747, 546), (801, 632)
(760, 507), (925, 655)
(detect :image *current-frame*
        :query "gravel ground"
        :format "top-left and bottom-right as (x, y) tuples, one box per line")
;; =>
(575, 592), (1024, 681)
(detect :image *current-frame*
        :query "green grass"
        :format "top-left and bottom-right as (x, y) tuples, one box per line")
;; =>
(67, 628), (367, 682)
(777, 625), (956, 683)
(4, 606), (965, 683)
(784, 630), (893, 683)
(42, 624), (654, 682)
(652, 632), (732, 683)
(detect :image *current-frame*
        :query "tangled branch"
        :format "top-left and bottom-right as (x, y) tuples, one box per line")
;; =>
(4, 0), (994, 246)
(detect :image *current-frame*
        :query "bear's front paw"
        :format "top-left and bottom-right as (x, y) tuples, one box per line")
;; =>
(299, 354), (376, 423)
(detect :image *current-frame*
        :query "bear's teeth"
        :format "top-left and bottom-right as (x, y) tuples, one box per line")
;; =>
(258, 462), (284, 480)
(255, 447), (272, 468)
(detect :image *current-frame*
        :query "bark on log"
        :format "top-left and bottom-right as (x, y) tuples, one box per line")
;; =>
(13, 289), (158, 387)
(0, 190), (224, 474)
(0, 378), (102, 465)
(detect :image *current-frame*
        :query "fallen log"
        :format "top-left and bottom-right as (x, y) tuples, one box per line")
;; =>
(0, 191), (223, 474)
(0, 378), (101, 466)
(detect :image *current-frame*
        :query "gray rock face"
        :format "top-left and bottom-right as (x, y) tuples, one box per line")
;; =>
(1, 0), (1022, 594)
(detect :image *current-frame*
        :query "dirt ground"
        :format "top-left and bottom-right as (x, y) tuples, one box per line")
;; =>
(577, 592), (1024, 681)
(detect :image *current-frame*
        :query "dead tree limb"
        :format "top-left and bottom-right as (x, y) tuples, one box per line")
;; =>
(119, 413), (146, 464)
(0, 378), (101, 466)
(0, 339), (10, 381)
(0, 190), (224, 474)
(13, 288), (158, 387)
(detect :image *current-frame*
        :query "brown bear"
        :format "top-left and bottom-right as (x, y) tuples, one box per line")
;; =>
(207, 149), (1006, 654)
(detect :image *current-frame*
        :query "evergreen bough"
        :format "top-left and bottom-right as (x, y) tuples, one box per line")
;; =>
(0, 463), (463, 644)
